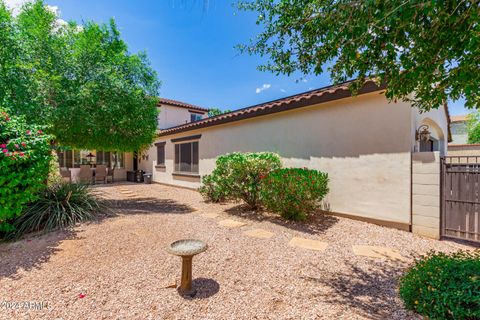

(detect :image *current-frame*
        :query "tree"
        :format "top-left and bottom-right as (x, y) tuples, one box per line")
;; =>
(0, 1), (160, 152)
(208, 107), (232, 117)
(467, 112), (480, 143)
(238, 1), (479, 111)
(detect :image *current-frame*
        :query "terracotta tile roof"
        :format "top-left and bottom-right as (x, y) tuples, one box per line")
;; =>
(159, 79), (385, 137)
(158, 98), (209, 113)
(450, 115), (468, 122)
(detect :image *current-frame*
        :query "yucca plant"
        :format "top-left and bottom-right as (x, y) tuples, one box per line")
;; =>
(11, 183), (107, 238)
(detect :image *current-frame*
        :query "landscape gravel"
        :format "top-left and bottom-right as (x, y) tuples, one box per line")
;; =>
(0, 182), (472, 320)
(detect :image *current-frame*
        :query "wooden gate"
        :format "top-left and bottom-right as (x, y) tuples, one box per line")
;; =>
(441, 156), (480, 243)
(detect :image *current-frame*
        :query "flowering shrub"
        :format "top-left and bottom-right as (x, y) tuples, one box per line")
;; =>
(399, 250), (480, 319)
(199, 152), (282, 209)
(0, 109), (52, 233)
(260, 168), (329, 220)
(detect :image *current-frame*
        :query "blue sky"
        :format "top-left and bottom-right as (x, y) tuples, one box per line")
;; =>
(10, 0), (468, 114)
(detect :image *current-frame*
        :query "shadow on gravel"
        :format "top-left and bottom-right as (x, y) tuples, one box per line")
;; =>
(304, 261), (411, 320)
(224, 204), (338, 235)
(181, 278), (220, 300)
(0, 229), (77, 280)
(109, 197), (195, 215)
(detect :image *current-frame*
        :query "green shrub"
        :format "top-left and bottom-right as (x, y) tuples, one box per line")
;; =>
(0, 109), (52, 233)
(198, 174), (229, 203)
(260, 168), (329, 220)
(399, 250), (480, 319)
(199, 152), (282, 209)
(10, 183), (107, 238)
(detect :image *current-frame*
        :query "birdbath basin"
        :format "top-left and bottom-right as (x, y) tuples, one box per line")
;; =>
(168, 239), (208, 296)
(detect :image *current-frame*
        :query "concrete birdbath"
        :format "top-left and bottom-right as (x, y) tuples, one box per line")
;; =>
(167, 239), (208, 296)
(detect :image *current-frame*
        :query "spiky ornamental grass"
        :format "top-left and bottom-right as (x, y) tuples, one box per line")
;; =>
(11, 183), (108, 238)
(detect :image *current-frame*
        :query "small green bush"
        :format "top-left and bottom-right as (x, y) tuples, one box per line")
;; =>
(198, 174), (229, 203)
(260, 168), (329, 220)
(199, 152), (282, 209)
(0, 109), (52, 233)
(399, 250), (480, 319)
(10, 183), (107, 238)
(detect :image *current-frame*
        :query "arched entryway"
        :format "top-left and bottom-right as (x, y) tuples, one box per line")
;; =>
(416, 117), (446, 155)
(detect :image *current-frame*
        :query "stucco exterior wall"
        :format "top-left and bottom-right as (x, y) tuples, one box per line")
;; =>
(138, 147), (155, 172)
(115, 152), (134, 180)
(157, 105), (207, 130)
(151, 92), (415, 225)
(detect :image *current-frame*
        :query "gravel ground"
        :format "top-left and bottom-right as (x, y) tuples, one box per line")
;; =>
(0, 182), (473, 320)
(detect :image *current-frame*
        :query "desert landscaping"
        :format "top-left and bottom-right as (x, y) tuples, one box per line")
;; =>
(0, 183), (471, 319)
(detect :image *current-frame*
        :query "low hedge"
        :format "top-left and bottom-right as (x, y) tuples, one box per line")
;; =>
(260, 167), (329, 220)
(399, 250), (480, 319)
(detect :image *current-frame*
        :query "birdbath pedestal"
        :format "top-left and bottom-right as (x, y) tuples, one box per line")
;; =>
(168, 239), (208, 296)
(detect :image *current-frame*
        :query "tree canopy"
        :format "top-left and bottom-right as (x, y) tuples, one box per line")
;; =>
(208, 108), (232, 117)
(467, 112), (480, 143)
(0, 1), (160, 152)
(238, 0), (479, 111)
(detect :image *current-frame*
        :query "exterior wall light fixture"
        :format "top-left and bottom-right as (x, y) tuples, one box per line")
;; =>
(416, 124), (431, 142)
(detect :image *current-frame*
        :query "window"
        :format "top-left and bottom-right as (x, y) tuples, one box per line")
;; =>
(57, 149), (124, 168)
(74, 150), (92, 166)
(96, 151), (111, 166)
(174, 141), (199, 173)
(57, 150), (74, 168)
(156, 142), (166, 166)
(112, 152), (124, 168)
(190, 113), (203, 122)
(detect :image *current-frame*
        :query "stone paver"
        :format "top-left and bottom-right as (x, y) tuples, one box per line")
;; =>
(218, 219), (246, 228)
(352, 245), (407, 261)
(288, 237), (328, 251)
(201, 213), (219, 219)
(243, 228), (275, 239)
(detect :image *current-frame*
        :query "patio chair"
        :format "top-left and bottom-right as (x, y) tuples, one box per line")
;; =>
(59, 167), (71, 182)
(106, 167), (114, 183)
(79, 165), (93, 184)
(95, 165), (107, 184)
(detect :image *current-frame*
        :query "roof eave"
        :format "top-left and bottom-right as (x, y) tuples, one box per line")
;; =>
(158, 80), (386, 137)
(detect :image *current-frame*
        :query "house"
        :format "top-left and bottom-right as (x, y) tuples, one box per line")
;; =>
(450, 115), (468, 144)
(136, 98), (209, 170)
(447, 114), (480, 156)
(156, 98), (209, 130)
(138, 80), (450, 239)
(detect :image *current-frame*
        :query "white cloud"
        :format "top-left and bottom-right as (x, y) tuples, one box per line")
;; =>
(4, 0), (31, 14)
(302, 78), (308, 83)
(280, 89), (286, 93)
(45, 4), (58, 14)
(255, 83), (271, 94)
(4, 1), (69, 30)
